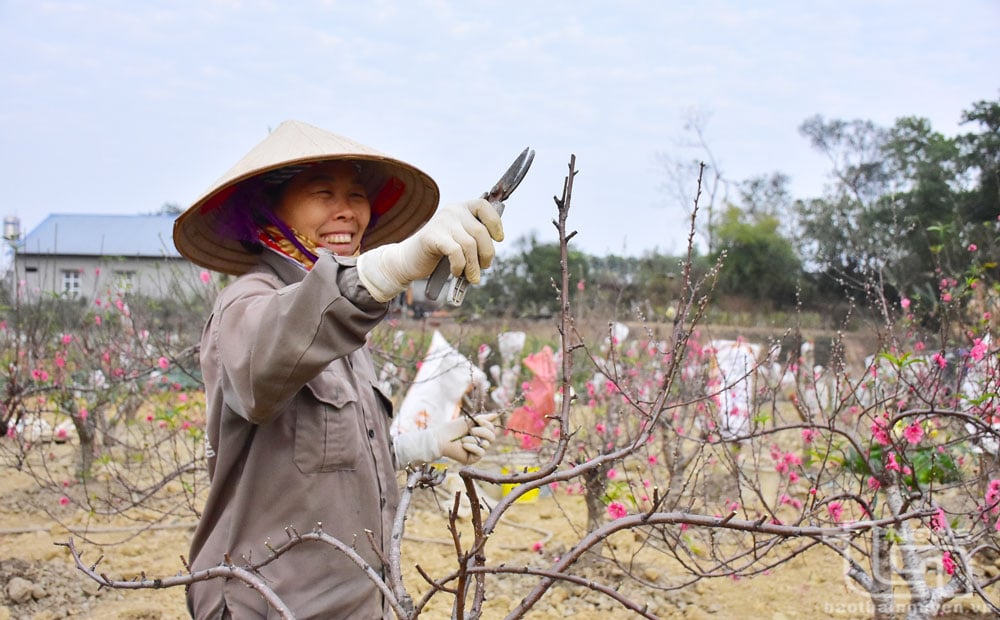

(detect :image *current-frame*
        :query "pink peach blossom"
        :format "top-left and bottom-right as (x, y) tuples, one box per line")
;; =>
(903, 422), (923, 445)
(930, 508), (947, 531)
(942, 551), (956, 575)
(871, 418), (891, 446)
(886, 452), (901, 472)
(827, 502), (844, 523)
(607, 501), (627, 520)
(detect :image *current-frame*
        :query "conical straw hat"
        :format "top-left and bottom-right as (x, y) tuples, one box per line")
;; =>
(173, 120), (439, 275)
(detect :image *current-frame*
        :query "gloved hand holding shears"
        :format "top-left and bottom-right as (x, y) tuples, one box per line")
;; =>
(357, 148), (534, 305)
(357, 199), (502, 303)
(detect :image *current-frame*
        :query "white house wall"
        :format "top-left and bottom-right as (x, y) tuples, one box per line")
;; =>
(14, 254), (207, 301)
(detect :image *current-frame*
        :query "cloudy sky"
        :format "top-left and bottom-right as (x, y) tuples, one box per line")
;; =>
(2, 1), (997, 258)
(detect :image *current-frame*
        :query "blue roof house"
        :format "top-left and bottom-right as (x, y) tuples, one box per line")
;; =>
(12, 214), (206, 301)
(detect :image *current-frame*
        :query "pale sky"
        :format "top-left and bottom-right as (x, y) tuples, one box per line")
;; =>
(2, 1), (998, 258)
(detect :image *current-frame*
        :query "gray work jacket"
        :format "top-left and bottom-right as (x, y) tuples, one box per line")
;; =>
(187, 249), (398, 619)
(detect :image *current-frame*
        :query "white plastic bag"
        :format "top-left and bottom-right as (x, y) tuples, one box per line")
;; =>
(390, 330), (489, 436)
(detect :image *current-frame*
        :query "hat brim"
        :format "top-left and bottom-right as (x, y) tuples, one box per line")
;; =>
(173, 121), (439, 275)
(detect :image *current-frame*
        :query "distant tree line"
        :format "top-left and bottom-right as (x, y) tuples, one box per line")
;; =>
(464, 97), (999, 326)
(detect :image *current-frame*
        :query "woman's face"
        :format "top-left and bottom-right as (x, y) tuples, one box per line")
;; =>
(274, 161), (372, 256)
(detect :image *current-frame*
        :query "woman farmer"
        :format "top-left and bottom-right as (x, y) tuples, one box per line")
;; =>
(173, 120), (499, 619)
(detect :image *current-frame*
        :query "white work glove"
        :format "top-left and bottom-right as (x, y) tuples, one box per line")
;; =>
(357, 199), (504, 303)
(393, 414), (498, 468)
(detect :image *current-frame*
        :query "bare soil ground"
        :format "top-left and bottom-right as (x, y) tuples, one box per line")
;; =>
(0, 447), (993, 620)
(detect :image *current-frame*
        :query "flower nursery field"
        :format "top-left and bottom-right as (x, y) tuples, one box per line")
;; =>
(1, 317), (996, 619)
(0, 443), (993, 620)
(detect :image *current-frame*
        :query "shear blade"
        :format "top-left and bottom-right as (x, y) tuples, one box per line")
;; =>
(424, 146), (534, 302)
(485, 147), (535, 202)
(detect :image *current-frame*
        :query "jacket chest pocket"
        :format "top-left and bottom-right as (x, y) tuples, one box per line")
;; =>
(294, 371), (362, 473)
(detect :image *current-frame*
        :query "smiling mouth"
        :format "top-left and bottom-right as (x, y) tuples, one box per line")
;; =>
(322, 233), (354, 245)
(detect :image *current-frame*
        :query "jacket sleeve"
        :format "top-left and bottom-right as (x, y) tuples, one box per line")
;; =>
(207, 254), (389, 424)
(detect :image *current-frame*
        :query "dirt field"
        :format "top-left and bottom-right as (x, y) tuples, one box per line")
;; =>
(1, 320), (995, 619)
(0, 446), (994, 620)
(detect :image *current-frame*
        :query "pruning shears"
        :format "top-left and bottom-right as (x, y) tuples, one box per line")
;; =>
(425, 147), (535, 306)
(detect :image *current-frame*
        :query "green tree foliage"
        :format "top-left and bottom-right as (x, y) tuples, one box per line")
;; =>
(583, 252), (687, 318)
(711, 206), (802, 306)
(468, 234), (589, 318)
(700, 172), (805, 308)
(631, 252), (686, 316)
(881, 116), (963, 295)
(794, 115), (894, 293)
(956, 99), (1000, 237)
(795, 97), (999, 307)
(467, 236), (689, 321)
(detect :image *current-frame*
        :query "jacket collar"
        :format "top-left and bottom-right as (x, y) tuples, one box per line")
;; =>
(258, 247), (308, 285)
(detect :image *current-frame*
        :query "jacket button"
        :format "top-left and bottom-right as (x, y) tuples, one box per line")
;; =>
(368, 429), (375, 439)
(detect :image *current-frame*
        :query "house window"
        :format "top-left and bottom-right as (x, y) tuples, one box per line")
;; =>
(114, 270), (135, 292)
(61, 270), (82, 297)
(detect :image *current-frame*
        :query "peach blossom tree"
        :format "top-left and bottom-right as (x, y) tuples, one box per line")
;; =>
(2, 268), (216, 534)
